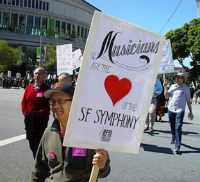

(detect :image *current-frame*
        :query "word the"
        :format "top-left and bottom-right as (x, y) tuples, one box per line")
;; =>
(122, 102), (137, 111)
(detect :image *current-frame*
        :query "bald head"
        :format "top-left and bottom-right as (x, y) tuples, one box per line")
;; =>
(34, 67), (47, 85)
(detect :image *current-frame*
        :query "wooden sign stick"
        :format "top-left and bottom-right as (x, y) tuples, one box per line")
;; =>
(89, 164), (99, 182)
(163, 73), (166, 82)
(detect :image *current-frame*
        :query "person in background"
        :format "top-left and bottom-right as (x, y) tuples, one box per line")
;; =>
(21, 67), (50, 158)
(189, 84), (195, 104)
(73, 72), (79, 85)
(30, 82), (110, 181)
(156, 78), (167, 122)
(164, 73), (193, 155)
(194, 84), (200, 104)
(58, 72), (73, 83)
(144, 78), (163, 132)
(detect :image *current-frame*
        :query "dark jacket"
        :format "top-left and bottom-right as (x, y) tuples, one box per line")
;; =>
(30, 119), (110, 182)
(24, 111), (48, 140)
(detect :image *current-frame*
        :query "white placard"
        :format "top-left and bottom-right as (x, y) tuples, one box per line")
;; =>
(72, 49), (83, 70)
(158, 39), (174, 74)
(16, 73), (21, 79)
(7, 71), (11, 78)
(56, 44), (73, 75)
(53, 74), (57, 79)
(63, 11), (165, 154)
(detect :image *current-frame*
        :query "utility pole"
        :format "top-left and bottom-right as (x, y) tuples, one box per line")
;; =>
(196, 0), (200, 18)
(39, 33), (42, 67)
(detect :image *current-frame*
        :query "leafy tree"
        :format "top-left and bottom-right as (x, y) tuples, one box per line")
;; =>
(0, 40), (21, 73)
(165, 18), (200, 85)
(41, 44), (57, 73)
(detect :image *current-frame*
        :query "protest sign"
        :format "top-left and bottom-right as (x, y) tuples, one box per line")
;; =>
(63, 11), (165, 154)
(72, 49), (83, 70)
(56, 44), (73, 75)
(158, 39), (174, 74)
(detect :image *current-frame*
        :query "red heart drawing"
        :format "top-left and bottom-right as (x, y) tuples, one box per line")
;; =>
(104, 75), (132, 106)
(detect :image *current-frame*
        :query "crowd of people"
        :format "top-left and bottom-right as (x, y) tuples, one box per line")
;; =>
(1, 76), (23, 89)
(0, 71), (80, 90)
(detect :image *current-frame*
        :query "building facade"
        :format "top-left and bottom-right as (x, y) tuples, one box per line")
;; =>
(0, 0), (99, 73)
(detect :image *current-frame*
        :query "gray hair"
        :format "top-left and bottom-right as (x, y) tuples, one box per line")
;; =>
(59, 72), (72, 81)
(34, 67), (47, 77)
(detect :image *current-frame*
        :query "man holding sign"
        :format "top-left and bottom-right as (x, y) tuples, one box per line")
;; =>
(30, 82), (110, 181)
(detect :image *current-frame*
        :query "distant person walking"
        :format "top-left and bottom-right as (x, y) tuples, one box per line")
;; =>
(189, 84), (195, 104)
(164, 73), (193, 155)
(21, 67), (50, 158)
(144, 78), (163, 132)
(194, 84), (200, 104)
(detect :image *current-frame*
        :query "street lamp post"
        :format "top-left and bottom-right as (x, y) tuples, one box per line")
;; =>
(196, 0), (200, 18)
(39, 33), (42, 67)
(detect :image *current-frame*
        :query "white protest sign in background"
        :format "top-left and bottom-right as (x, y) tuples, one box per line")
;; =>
(7, 71), (11, 78)
(64, 11), (165, 154)
(56, 44), (73, 75)
(16, 72), (21, 79)
(72, 49), (83, 70)
(158, 39), (174, 74)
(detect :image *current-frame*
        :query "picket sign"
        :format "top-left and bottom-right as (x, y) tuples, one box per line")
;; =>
(160, 39), (174, 85)
(56, 44), (73, 75)
(72, 49), (83, 70)
(63, 11), (166, 181)
(158, 39), (174, 74)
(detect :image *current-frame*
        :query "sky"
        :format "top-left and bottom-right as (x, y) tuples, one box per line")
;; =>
(86, 0), (198, 68)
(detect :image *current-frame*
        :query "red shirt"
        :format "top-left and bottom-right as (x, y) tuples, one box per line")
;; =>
(21, 83), (50, 119)
(60, 128), (65, 139)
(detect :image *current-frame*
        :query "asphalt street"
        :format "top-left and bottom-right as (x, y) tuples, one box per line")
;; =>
(0, 88), (200, 182)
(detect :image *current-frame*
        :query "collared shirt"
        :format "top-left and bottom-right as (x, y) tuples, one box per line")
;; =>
(167, 83), (191, 113)
(33, 82), (44, 91)
(152, 78), (163, 98)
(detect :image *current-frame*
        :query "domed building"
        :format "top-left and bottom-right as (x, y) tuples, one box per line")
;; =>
(0, 0), (99, 74)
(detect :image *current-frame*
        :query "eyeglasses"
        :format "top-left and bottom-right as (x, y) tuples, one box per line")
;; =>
(49, 99), (72, 105)
(34, 72), (44, 76)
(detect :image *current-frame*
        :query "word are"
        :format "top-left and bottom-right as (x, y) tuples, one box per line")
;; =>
(90, 62), (111, 73)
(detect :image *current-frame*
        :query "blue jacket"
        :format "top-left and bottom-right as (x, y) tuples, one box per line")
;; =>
(153, 78), (163, 98)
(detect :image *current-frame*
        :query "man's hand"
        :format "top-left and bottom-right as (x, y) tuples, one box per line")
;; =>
(163, 82), (167, 87)
(188, 113), (194, 120)
(163, 82), (169, 100)
(92, 149), (108, 169)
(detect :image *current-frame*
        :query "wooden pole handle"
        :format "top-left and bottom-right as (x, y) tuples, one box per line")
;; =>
(163, 74), (166, 82)
(89, 164), (99, 182)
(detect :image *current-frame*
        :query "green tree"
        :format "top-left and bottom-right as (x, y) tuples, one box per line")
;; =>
(165, 18), (200, 85)
(0, 40), (21, 72)
(41, 44), (57, 73)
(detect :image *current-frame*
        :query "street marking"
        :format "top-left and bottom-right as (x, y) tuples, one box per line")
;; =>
(0, 134), (26, 146)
